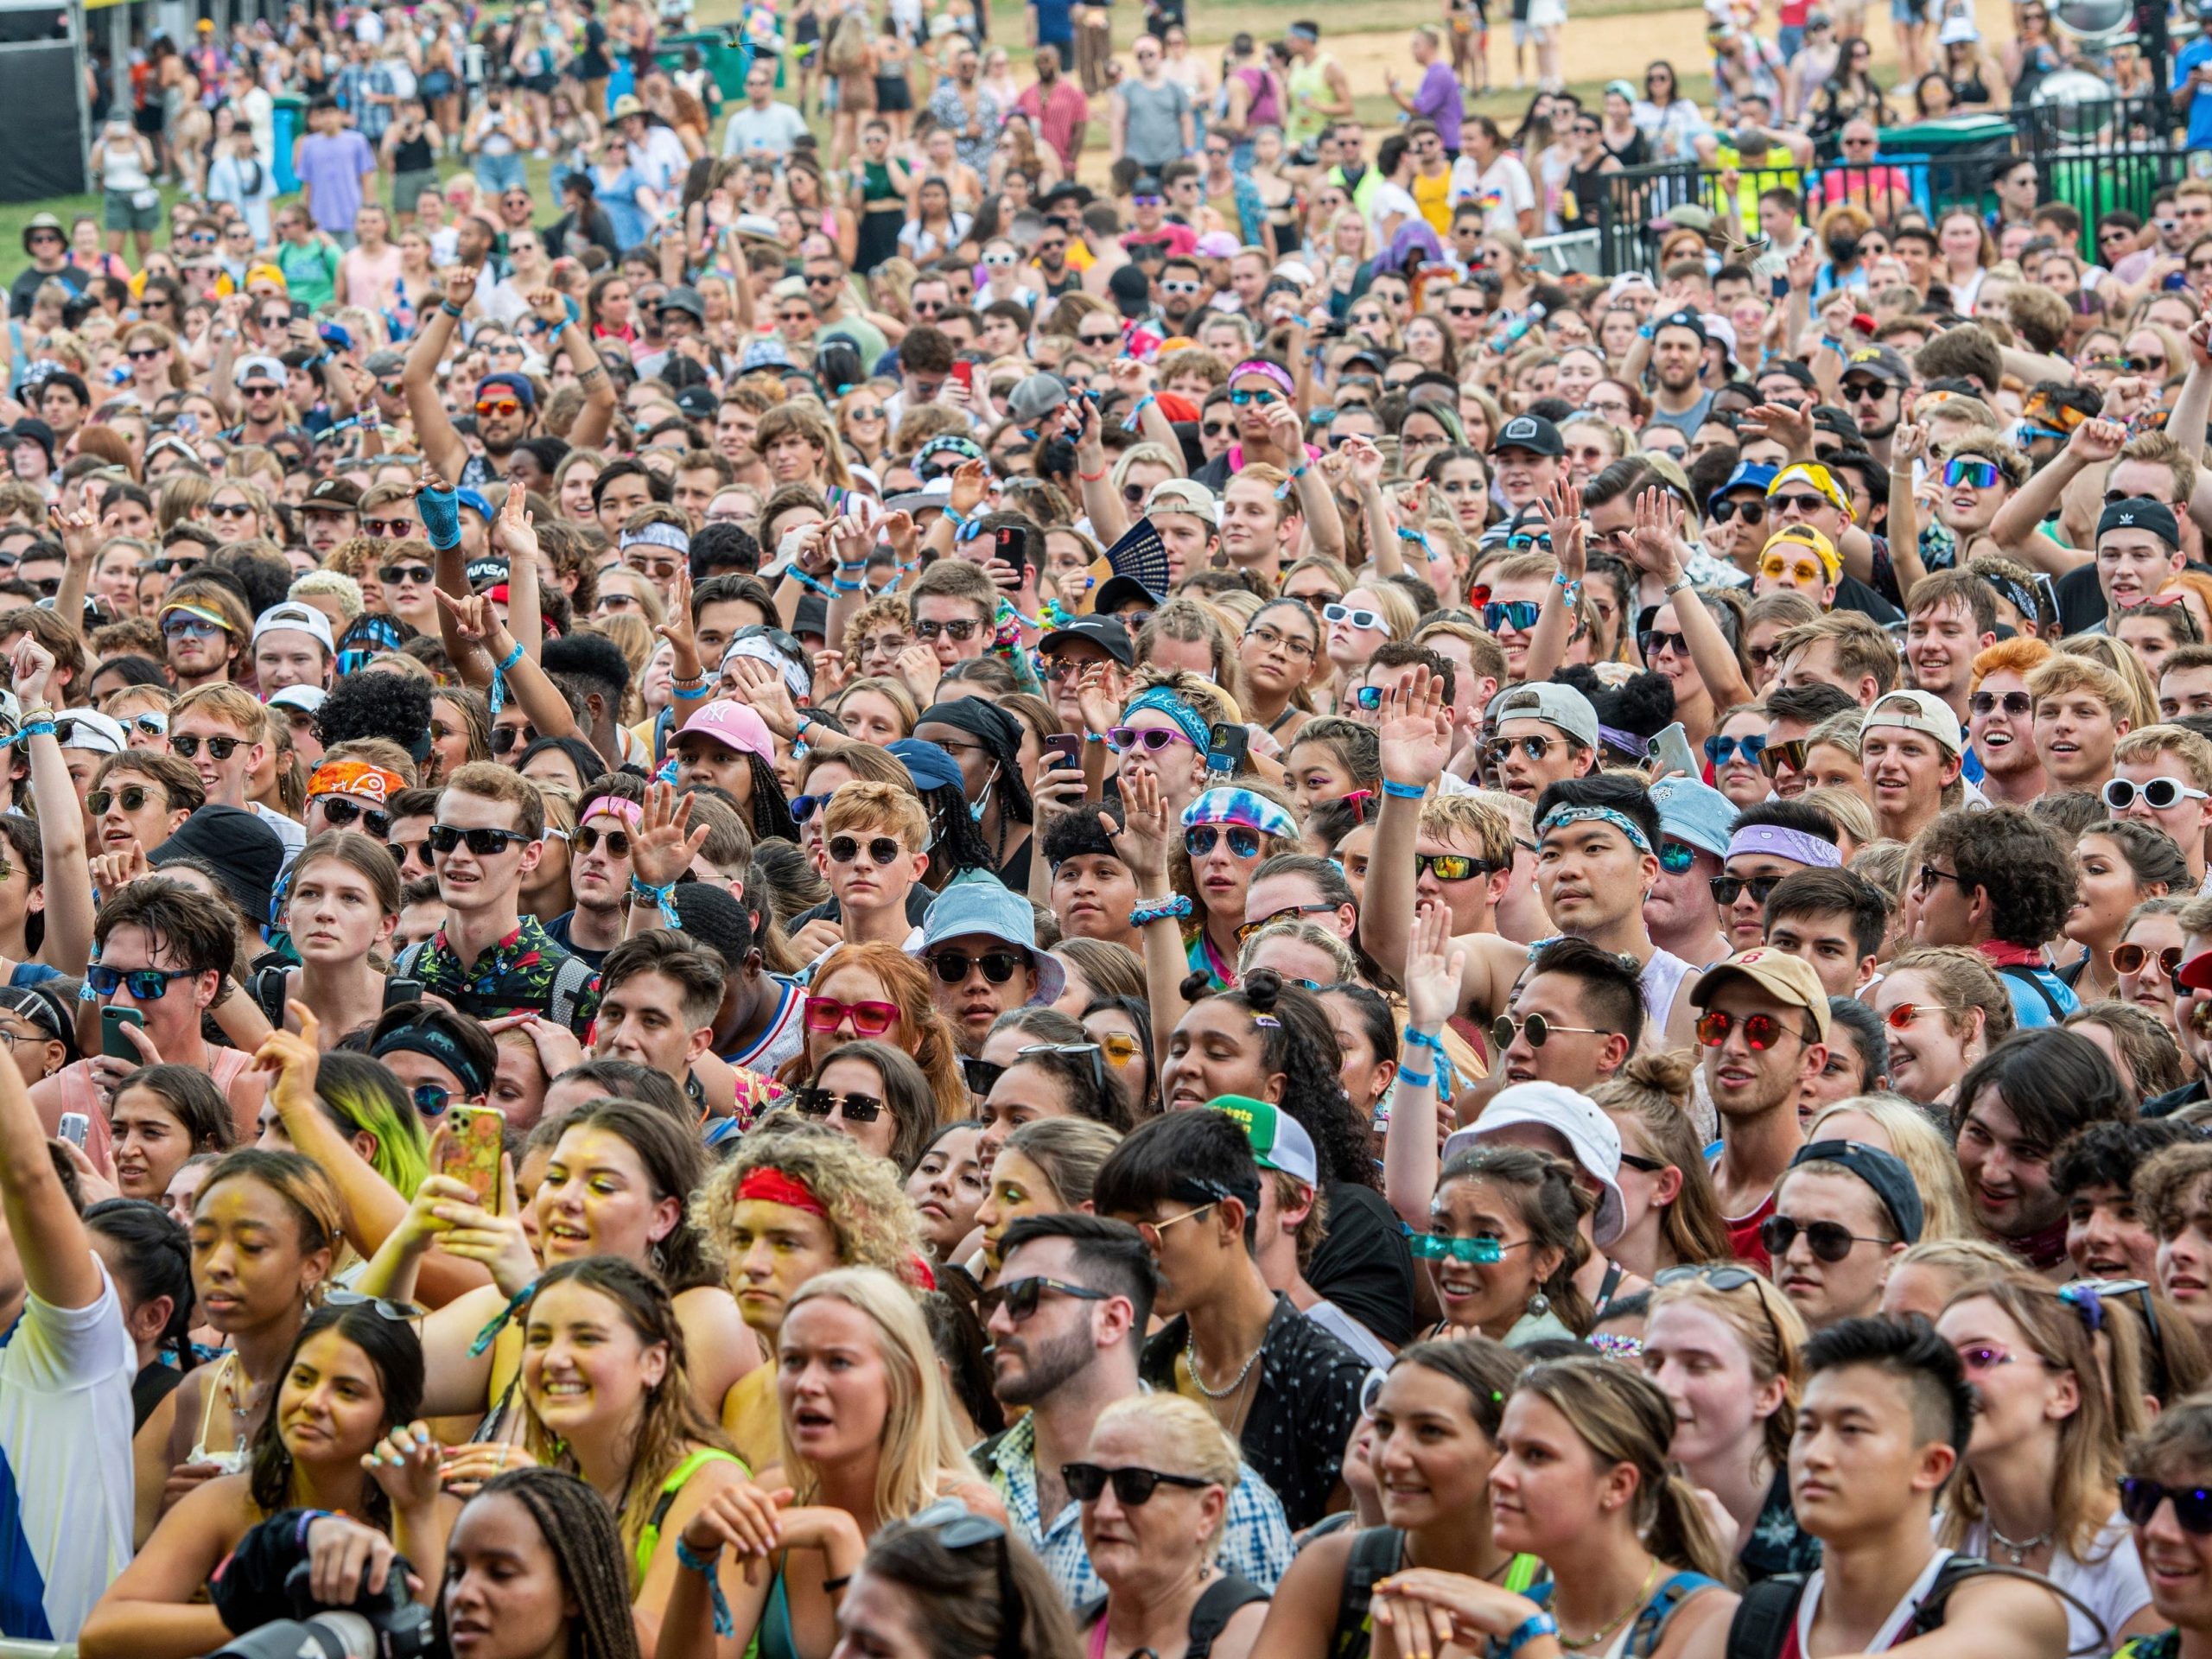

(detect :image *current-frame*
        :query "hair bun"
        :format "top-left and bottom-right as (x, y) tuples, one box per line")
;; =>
(1179, 970), (1216, 1004)
(1242, 967), (1282, 1010)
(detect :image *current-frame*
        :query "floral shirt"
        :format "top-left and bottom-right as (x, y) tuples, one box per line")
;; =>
(408, 915), (601, 1035)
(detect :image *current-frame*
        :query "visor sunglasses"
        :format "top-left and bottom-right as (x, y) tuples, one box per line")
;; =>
(1695, 1007), (1806, 1048)
(803, 995), (899, 1035)
(1185, 825), (1262, 859)
(1491, 1012), (1606, 1050)
(316, 798), (391, 836)
(2121, 1478), (2212, 1535)
(426, 823), (531, 855)
(1061, 1463), (1213, 1505)
(1409, 1232), (1505, 1264)
(1760, 1213), (1885, 1262)
(929, 949), (1025, 984)
(2103, 776), (2209, 811)
(1758, 738), (1811, 778)
(169, 733), (244, 760)
(162, 617), (226, 641)
(574, 824), (632, 858)
(87, 963), (197, 999)
(1942, 457), (2003, 490)
(1226, 387), (1281, 407)
(1705, 733), (1769, 767)
(1483, 601), (1542, 632)
(1324, 603), (1386, 630)
(830, 834), (906, 867)
(794, 1087), (884, 1122)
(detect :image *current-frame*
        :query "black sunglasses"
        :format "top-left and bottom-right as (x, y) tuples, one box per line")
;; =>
(427, 823), (531, 855)
(169, 733), (244, 760)
(1061, 1462), (1213, 1505)
(929, 949), (1024, 984)
(1709, 874), (1783, 906)
(794, 1086), (883, 1122)
(316, 798), (391, 836)
(2121, 1476), (2212, 1532)
(978, 1274), (1111, 1321)
(1760, 1213), (1887, 1262)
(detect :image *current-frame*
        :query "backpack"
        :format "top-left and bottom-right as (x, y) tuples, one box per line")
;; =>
(1078, 1575), (1268, 1659)
(1531, 1571), (1719, 1659)
(1724, 1556), (1999, 1659)
(1995, 962), (2071, 1024)
(1325, 1527), (1406, 1659)
(391, 939), (599, 1030)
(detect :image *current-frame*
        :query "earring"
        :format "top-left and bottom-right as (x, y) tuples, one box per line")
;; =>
(1529, 1291), (1550, 1315)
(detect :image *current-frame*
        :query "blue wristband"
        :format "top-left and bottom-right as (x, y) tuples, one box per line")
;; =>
(1382, 779), (1426, 800)
(1403, 1027), (1449, 1058)
(497, 640), (525, 674)
(673, 1538), (735, 1637)
(671, 681), (711, 701)
(1395, 1067), (1436, 1091)
(1501, 1611), (1559, 1659)
(417, 485), (462, 550)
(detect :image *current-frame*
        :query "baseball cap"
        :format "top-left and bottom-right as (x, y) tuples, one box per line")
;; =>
(1491, 682), (1599, 750)
(1094, 575), (1165, 614)
(1037, 614), (1136, 667)
(1008, 373), (1071, 427)
(251, 602), (335, 652)
(1651, 308), (1707, 344)
(658, 285), (708, 322)
(1649, 775), (1737, 860)
(233, 354), (285, 388)
(1442, 1082), (1626, 1248)
(919, 877), (1066, 1006)
(1491, 415), (1564, 459)
(1689, 946), (1833, 1043)
(1209, 1095), (1319, 1186)
(1653, 203), (1715, 233)
(1145, 479), (1219, 525)
(1842, 344), (1911, 388)
(466, 556), (511, 591)
(1708, 461), (1778, 513)
(298, 477), (362, 515)
(54, 709), (125, 756)
(2099, 497), (2181, 550)
(1789, 1139), (1925, 1243)
(364, 349), (407, 378)
(1864, 688), (1962, 757)
(672, 700), (775, 761)
(268, 685), (327, 715)
(1762, 524), (1840, 579)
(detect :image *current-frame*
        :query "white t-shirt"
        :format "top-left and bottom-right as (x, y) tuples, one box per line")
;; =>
(1955, 1515), (2152, 1658)
(1449, 153), (1535, 235)
(0, 1266), (138, 1640)
(1308, 1298), (1395, 1370)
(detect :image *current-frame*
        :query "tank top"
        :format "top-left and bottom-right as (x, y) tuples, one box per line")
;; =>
(188, 1352), (257, 1475)
(391, 128), (435, 172)
(860, 158), (902, 209)
(1777, 1551), (1955, 1658)
(1637, 948), (1694, 1049)
(1236, 65), (1280, 129)
(632, 1446), (752, 1592)
(1284, 54), (1333, 146)
(99, 136), (151, 193)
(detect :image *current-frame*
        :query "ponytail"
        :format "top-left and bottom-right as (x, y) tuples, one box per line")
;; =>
(1648, 1465), (1737, 1586)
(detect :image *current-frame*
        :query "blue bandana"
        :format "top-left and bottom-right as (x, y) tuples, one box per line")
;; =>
(1536, 804), (1653, 855)
(1122, 687), (1211, 751)
(1183, 786), (1298, 840)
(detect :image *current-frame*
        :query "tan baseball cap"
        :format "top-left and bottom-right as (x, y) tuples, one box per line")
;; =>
(1864, 689), (1963, 757)
(1689, 946), (1832, 1042)
(1146, 479), (1218, 525)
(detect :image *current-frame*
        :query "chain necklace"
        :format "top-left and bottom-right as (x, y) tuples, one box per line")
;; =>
(1986, 1520), (2054, 1566)
(1558, 1558), (1662, 1652)
(1184, 1326), (1262, 1400)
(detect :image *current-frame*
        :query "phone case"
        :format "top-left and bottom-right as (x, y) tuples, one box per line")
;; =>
(438, 1105), (506, 1212)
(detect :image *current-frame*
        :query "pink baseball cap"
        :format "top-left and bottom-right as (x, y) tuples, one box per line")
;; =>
(674, 700), (775, 761)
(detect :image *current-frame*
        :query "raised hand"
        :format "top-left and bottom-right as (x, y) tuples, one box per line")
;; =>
(2187, 305), (2211, 370)
(1537, 476), (1586, 581)
(1403, 900), (1468, 1039)
(442, 266), (481, 313)
(653, 567), (699, 668)
(1074, 662), (1122, 739)
(1108, 355), (1156, 397)
(2101, 376), (2152, 426)
(1339, 433), (1384, 491)
(1108, 767), (1171, 887)
(411, 1151), (537, 1294)
(1629, 486), (1686, 581)
(46, 502), (96, 564)
(528, 287), (569, 327)
(1376, 667), (1451, 790)
(433, 584), (494, 645)
(1745, 400), (1810, 458)
(893, 641), (942, 707)
(493, 477), (540, 560)
(2066, 416), (2127, 466)
(632, 779), (711, 889)
(877, 508), (918, 564)
(253, 1004), (325, 1124)
(811, 649), (850, 697)
(8, 635), (55, 708)
(949, 457), (990, 519)
(1262, 396), (1306, 456)
(1890, 422), (1929, 468)
(732, 657), (801, 740)
(364, 1419), (444, 1516)
(90, 840), (151, 895)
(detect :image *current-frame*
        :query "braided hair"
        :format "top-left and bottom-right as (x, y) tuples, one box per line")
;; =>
(915, 779), (999, 882)
(436, 1468), (642, 1659)
(1173, 967), (1379, 1190)
(84, 1198), (197, 1375)
(741, 751), (801, 844)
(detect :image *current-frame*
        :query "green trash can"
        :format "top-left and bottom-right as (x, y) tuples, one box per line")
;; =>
(654, 29), (753, 101)
(1876, 113), (2014, 219)
(2045, 144), (2169, 258)
(271, 93), (305, 194)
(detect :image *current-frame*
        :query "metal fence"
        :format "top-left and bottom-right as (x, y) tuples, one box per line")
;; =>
(1591, 99), (2199, 276)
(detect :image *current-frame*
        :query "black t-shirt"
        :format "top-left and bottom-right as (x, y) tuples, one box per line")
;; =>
(10, 262), (85, 321)
(579, 19), (610, 77)
(790, 887), (934, 931)
(1307, 1181), (1418, 1346)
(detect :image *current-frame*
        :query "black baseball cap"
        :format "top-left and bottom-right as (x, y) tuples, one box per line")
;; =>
(1037, 614), (1136, 666)
(1789, 1138), (1924, 1243)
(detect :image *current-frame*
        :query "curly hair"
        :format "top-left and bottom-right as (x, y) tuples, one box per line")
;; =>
(700, 1119), (929, 1281)
(1916, 804), (2078, 949)
(1171, 967), (1377, 1190)
(785, 941), (968, 1121)
(315, 665), (435, 757)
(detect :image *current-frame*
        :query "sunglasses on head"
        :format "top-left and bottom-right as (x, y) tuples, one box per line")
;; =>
(795, 1086), (884, 1122)
(1185, 825), (1262, 860)
(169, 732), (243, 760)
(929, 949), (1025, 985)
(1062, 1462), (1213, 1505)
(427, 823), (531, 856)
(1695, 1007), (1807, 1049)
(1761, 1213), (1885, 1262)
(804, 995), (899, 1036)
(317, 798), (391, 836)
(87, 963), (196, 1000)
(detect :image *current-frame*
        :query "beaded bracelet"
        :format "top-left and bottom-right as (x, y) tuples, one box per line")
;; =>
(1129, 893), (1194, 927)
(630, 876), (684, 930)
(1382, 779), (1426, 800)
(673, 1539), (736, 1637)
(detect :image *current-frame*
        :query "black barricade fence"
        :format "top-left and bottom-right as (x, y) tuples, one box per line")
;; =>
(1593, 100), (2195, 276)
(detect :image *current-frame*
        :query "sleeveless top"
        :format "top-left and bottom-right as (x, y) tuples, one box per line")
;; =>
(1638, 948), (1694, 1047)
(1235, 65), (1280, 129)
(1284, 54), (1332, 145)
(632, 1446), (752, 1592)
(859, 159), (903, 210)
(391, 128), (435, 172)
(1516, 1570), (1723, 1659)
(188, 1352), (256, 1474)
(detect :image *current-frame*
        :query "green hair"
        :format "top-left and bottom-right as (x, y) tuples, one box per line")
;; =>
(317, 1050), (430, 1198)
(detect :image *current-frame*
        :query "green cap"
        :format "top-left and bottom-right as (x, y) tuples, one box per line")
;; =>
(1206, 1095), (1319, 1186)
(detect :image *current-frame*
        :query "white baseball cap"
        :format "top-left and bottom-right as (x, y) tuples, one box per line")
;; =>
(251, 601), (336, 654)
(1442, 1081), (1627, 1248)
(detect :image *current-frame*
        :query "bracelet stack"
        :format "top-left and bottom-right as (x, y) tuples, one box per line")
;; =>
(1129, 893), (1194, 928)
(833, 558), (867, 596)
(630, 875), (684, 930)
(671, 673), (711, 702)
(1400, 1026), (1452, 1096)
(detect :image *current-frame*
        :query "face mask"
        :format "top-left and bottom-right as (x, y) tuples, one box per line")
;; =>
(1827, 234), (1861, 264)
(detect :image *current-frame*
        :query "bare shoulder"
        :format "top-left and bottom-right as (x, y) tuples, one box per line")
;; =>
(1653, 1583), (1741, 1659)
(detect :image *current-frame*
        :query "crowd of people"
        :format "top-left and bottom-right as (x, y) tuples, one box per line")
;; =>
(10, 2), (2212, 1659)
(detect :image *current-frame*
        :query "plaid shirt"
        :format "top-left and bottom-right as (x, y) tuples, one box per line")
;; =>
(976, 1407), (1295, 1608)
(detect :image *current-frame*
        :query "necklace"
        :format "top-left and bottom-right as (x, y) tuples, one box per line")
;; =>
(1184, 1326), (1262, 1401)
(1558, 1558), (1662, 1652)
(1986, 1520), (2054, 1566)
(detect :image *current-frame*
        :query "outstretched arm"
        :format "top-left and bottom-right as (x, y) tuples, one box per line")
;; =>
(10, 637), (92, 976)
(403, 265), (480, 484)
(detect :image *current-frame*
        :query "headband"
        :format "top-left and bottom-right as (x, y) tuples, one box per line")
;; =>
(1183, 786), (1298, 840)
(1121, 686), (1211, 751)
(370, 1024), (490, 1097)
(1229, 359), (1297, 400)
(1769, 462), (1854, 524)
(1725, 824), (1840, 868)
(1979, 567), (2039, 626)
(307, 759), (406, 805)
(581, 798), (645, 831)
(2019, 391), (2088, 432)
(737, 1166), (829, 1217)
(1537, 804), (1652, 855)
(619, 521), (690, 555)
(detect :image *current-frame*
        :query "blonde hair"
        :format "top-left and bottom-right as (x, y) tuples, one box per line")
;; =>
(2113, 724), (2212, 792)
(1089, 1394), (1242, 1551)
(823, 779), (931, 850)
(779, 1267), (981, 1520)
(1587, 1052), (1732, 1267)
(701, 1123), (929, 1287)
(1885, 944), (2015, 1054)
(1799, 785), (1875, 854)
(1342, 582), (1420, 643)
(1419, 794), (1515, 868)
(1806, 1094), (1978, 1241)
(2041, 640), (2156, 731)
(1647, 1270), (1808, 1468)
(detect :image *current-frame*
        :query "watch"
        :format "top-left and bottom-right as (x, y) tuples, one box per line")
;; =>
(1662, 575), (1694, 596)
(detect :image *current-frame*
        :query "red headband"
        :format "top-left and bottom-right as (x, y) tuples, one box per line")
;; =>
(737, 1166), (829, 1217)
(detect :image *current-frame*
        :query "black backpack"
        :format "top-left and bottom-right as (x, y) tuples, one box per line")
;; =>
(1079, 1575), (1268, 1659)
(1724, 1556), (2000, 1659)
(1324, 1527), (1407, 1659)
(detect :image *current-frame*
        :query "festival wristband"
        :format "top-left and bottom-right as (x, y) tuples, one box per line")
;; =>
(1382, 779), (1426, 800)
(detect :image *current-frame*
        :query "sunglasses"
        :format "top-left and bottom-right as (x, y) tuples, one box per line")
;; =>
(317, 798), (392, 836)
(1761, 556), (1825, 585)
(489, 727), (538, 755)
(1758, 738), (1811, 777)
(2113, 942), (2185, 979)
(1705, 733), (1769, 766)
(86, 963), (197, 1000)
(1418, 851), (1496, 881)
(1708, 498), (1765, 525)
(151, 555), (204, 575)
(380, 563), (435, 586)
(830, 834), (905, 867)
(1969, 690), (2033, 717)
(364, 518), (420, 537)
(1491, 1012), (1607, 1050)
(1769, 492), (1831, 515)
(126, 347), (165, 363)
(413, 1083), (454, 1116)
(794, 1087), (884, 1122)
(1881, 1001), (1958, 1031)
(574, 824), (632, 859)
(209, 500), (258, 519)
(804, 995), (899, 1036)
(162, 619), (226, 642)
(1695, 1007), (1807, 1049)
(1185, 825), (1262, 860)
(1201, 421), (1236, 439)
(2121, 1478), (2212, 1535)
(168, 733), (243, 760)
(1942, 457), (2002, 490)
(1107, 727), (1195, 753)
(914, 618), (981, 641)
(1659, 841), (1697, 874)
(1325, 603), (1386, 631)
(1062, 1462), (1214, 1505)
(1078, 331), (1121, 346)
(929, 950), (1025, 984)
(1483, 601), (1543, 633)
(1840, 380), (1891, 403)
(427, 823), (531, 855)
(1761, 1214), (1885, 1262)
(1410, 1232), (1506, 1265)
(1639, 629), (1691, 658)
(1707, 874), (1784, 907)
(1227, 388), (1282, 407)
(2104, 776), (2209, 810)
(979, 1274), (1110, 1321)
(87, 785), (156, 815)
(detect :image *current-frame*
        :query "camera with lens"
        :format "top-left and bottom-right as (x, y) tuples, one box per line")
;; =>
(206, 1555), (435, 1659)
